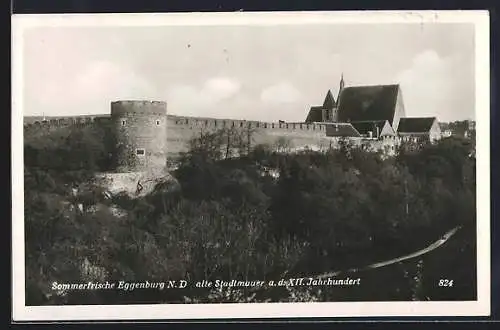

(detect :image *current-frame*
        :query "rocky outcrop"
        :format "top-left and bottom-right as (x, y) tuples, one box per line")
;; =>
(96, 169), (180, 199)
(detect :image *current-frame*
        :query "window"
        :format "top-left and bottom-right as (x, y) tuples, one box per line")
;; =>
(136, 148), (146, 156)
(156, 120), (160, 126)
(121, 120), (126, 126)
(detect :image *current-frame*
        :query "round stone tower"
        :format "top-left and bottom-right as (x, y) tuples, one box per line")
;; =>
(111, 100), (167, 173)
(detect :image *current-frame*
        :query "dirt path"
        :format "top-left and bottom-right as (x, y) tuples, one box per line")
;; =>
(315, 225), (462, 279)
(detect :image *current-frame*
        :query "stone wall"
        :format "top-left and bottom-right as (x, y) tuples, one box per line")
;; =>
(166, 115), (333, 157)
(111, 101), (168, 172)
(24, 113), (383, 163)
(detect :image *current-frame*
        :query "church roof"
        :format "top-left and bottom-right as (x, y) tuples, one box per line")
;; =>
(325, 123), (361, 137)
(397, 117), (437, 133)
(305, 106), (324, 123)
(323, 90), (336, 109)
(337, 84), (400, 123)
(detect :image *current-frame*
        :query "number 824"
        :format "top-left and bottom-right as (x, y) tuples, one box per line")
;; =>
(438, 279), (454, 287)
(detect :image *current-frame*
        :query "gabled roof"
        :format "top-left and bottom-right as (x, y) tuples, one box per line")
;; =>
(350, 120), (388, 136)
(305, 106), (324, 123)
(337, 84), (400, 123)
(397, 117), (437, 133)
(325, 123), (361, 137)
(323, 90), (336, 109)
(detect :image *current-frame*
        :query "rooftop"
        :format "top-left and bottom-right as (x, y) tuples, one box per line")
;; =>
(350, 120), (389, 136)
(324, 123), (362, 138)
(397, 117), (437, 133)
(337, 84), (401, 123)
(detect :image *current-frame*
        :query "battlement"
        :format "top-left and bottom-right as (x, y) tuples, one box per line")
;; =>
(168, 115), (327, 132)
(24, 113), (330, 133)
(23, 115), (111, 129)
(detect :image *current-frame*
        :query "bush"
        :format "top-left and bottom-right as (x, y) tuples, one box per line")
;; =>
(24, 128), (477, 304)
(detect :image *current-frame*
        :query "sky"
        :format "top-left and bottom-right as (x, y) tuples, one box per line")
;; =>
(22, 22), (475, 122)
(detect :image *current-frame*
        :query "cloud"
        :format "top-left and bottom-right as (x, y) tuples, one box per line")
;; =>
(260, 82), (302, 105)
(166, 77), (241, 116)
(77, 61), (157, 99)
(396, 50), (474, 121)
(201, 77), (241, 102)
(35, 60), (158, 115)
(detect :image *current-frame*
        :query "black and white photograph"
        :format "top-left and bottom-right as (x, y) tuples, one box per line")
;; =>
(12, 11), (490, 320)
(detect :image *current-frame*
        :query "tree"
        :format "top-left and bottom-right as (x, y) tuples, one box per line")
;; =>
(273, 136), (293, 153)
(24, 121), (477, 304)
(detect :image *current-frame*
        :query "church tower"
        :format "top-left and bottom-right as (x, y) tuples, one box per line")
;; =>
(338, 73), (345, 100)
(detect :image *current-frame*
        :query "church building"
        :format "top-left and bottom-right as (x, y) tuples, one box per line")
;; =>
(305, 75), (441, 144)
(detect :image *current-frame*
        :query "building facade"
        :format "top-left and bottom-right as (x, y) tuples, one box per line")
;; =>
(397, 117), (441, 143)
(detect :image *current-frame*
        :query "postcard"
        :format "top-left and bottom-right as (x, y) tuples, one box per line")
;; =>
(11, 10), (490, 321)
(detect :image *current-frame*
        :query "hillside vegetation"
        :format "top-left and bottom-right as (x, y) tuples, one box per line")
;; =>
(24, 125), (477, 304)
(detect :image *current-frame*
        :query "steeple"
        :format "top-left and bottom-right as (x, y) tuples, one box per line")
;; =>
(339, 73), (345, 94)
(336, 73), (345, 110)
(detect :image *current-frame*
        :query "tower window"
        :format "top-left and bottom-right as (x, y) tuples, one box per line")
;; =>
(136, 148), (146, 156)
(121, 120), (126, 126)
(156, 120), (160, 126)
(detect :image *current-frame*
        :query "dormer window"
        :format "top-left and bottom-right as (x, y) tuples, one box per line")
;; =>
(156, 120), (160, 126)
(136, 148), (146, 156)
